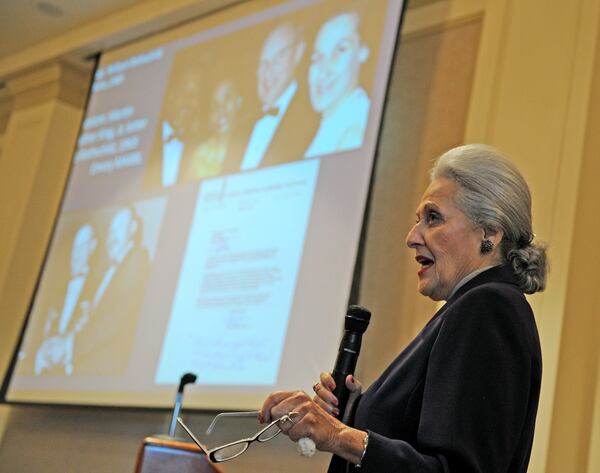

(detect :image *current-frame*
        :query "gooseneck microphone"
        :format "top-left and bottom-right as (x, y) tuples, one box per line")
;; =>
(168, 372), (197, 437)
(331, 305), (371, 422)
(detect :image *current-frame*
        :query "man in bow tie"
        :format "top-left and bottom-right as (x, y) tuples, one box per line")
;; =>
(238, 22), (318, 171)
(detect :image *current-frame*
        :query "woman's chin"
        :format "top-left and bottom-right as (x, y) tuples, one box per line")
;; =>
(418, 283), (446, 301)
(417, 283), (432, 298)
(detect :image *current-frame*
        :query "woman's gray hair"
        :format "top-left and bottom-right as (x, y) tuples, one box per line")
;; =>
(431, 144), (548, 294)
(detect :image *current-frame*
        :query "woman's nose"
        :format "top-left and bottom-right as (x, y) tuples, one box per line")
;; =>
(405, 224), (422, 249)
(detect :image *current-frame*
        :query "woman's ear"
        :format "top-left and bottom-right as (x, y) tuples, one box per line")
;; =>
(483, 228), (503, 248)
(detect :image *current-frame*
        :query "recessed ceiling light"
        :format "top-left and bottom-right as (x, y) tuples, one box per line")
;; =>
(35, 1), (65, 17)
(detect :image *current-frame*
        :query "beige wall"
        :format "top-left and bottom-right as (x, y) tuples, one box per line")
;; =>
(464, 1), (600, 471)
(0, 0), (599, 472)
(544, 10), (600, 472)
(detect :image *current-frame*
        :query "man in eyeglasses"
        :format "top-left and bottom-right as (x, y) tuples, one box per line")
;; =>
(237, 22), (317, 171)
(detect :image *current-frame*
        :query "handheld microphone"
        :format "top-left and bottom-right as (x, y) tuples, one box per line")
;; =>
(298, 306), (371, 458)
(168, 372), (197, 437)
(331, 305), (371, 422)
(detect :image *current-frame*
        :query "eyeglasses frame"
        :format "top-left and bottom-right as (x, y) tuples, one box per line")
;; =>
(177, 412), (298, 463)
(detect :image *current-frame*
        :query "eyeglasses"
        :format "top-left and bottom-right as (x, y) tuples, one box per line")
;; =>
(177, 411), (298, 463)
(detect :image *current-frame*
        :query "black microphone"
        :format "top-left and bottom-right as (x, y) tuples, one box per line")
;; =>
(168, 372), (197, 437)
(331, 305), (371, 422)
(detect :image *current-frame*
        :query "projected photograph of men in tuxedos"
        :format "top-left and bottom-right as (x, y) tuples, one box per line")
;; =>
(144, 1), (387, 188)
(236, 22), (318, 171)
(72, 206), (151, 375)
(305, 11), (371, 158)
(31, 224), (99, 376)
(16, 198), (166, 379)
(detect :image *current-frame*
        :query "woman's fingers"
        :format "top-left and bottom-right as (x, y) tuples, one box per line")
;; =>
(319, 371), (336, 391)
(317, 371), (362, 394)
(260, 390), (313, 424)
(313, 392), (340, 417)
(276, 411), (301, 434)
(314, 372), (339, 409)
(345, 374), (363, 393)
(260, 390), (295, 423)
(284, 401), (345, 453)
(261, 371), (361, 425)
(260, 392), (351, 455)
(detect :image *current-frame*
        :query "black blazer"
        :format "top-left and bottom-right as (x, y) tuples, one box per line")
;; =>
(332, 265), (542, 473)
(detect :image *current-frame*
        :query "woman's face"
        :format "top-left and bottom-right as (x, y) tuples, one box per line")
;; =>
(405, 177), (489, 301)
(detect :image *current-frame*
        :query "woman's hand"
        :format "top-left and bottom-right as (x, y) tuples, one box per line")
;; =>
(312, 372), (362, 418)
(259, 390), (365, 463)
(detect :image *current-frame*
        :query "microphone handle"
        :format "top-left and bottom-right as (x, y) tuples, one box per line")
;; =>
(331, 331), (362, 421)
(331, 369), (351, 420)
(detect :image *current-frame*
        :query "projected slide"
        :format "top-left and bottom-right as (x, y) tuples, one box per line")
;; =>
(6, 0), (405, 409)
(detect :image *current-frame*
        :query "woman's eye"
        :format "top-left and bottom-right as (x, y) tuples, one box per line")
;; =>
(426, 211), (440, 224)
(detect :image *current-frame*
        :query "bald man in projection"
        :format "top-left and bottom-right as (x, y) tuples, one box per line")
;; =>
(236, 22), (318, 171)
(305, 12), (371, 158)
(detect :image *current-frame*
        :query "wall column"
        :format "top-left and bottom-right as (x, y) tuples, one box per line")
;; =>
(0, 61), (92, 385)
(545, 7), (600, 471)
(465, 0), (600, 472)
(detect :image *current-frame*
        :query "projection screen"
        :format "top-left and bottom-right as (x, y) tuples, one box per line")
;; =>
(5, 0), (405, 410)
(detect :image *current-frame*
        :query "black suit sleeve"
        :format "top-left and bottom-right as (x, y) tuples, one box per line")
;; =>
(359, 285), (538, 473)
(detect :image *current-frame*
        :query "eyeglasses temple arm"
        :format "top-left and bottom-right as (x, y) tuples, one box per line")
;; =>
(205, 410), (261, 435)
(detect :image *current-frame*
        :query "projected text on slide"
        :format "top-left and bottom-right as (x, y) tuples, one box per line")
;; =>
(156, 160), (319, 385)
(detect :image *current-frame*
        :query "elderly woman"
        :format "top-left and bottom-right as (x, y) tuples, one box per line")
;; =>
(260, 144), (547, 472)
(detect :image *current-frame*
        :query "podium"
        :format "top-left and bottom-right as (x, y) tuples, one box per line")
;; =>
(134, 437), (225, 473)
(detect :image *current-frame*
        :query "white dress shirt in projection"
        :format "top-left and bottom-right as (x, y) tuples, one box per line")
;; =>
(161, 121), (184, 187)
(57, 275), (86, 334)
(305, 87), (370, 158)
(240, 80), (298, 171)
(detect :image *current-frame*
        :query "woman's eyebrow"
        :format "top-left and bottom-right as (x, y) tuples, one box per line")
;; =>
(422, 202), (439, 212)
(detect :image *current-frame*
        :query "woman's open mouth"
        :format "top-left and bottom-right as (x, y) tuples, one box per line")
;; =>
(416, 255), (434, 276)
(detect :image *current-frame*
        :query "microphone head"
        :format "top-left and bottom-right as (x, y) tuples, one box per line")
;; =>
(178, 372), (197, 393)
(344, 305), (371, 334)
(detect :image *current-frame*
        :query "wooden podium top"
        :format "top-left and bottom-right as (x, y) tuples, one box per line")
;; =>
(134, 436), (225, 473)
